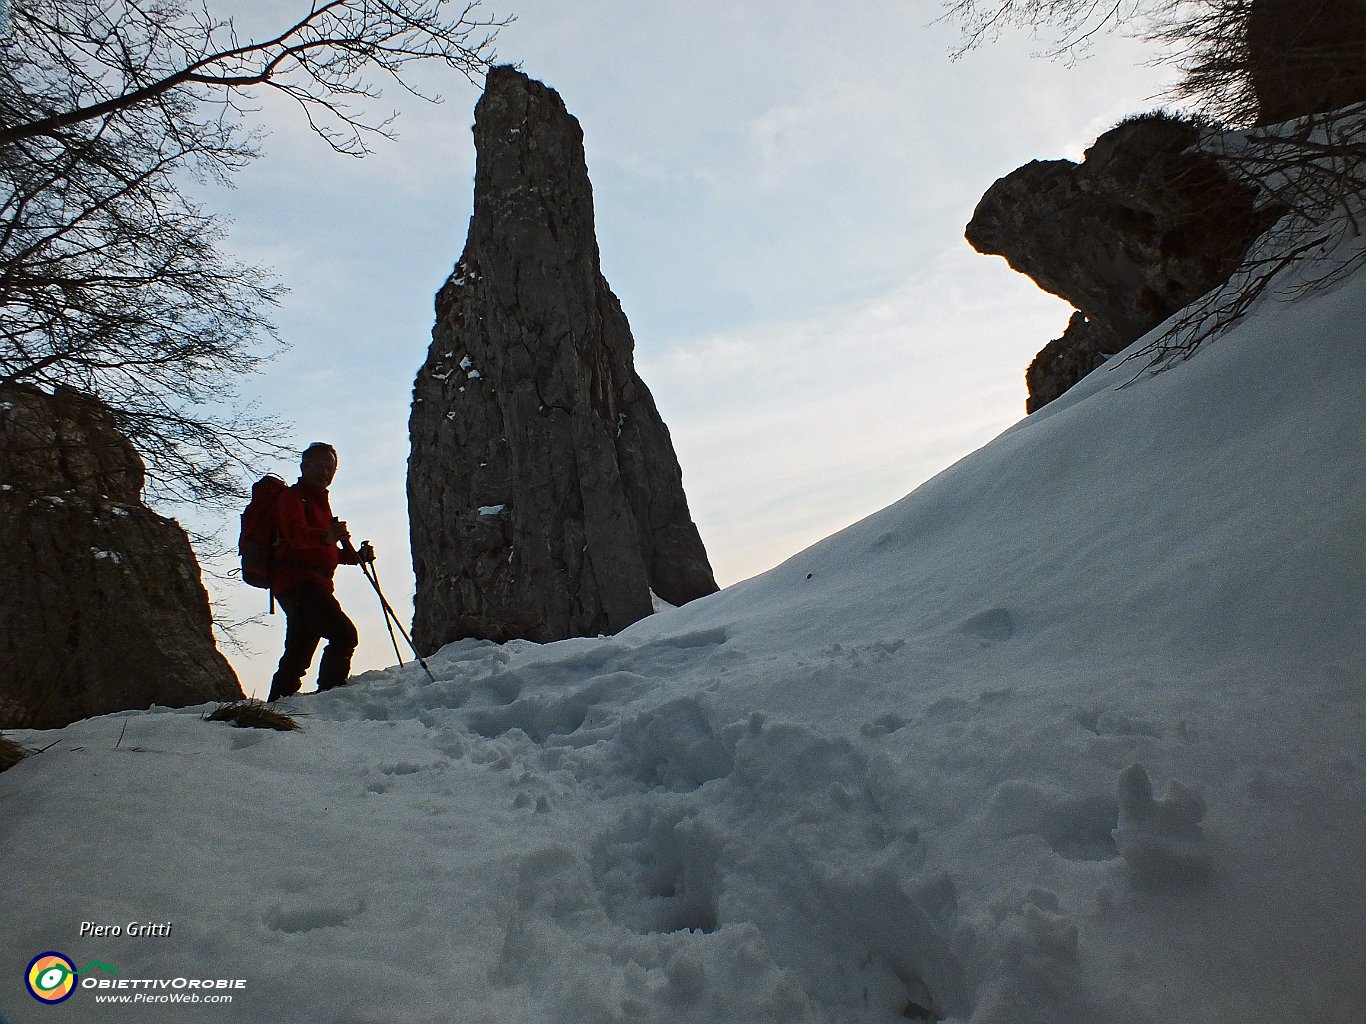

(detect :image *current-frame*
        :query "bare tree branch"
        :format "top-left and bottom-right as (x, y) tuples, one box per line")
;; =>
(0, 0), (509, 512)
(1, 1), (510, 155)
(938, 0), (1151, 59)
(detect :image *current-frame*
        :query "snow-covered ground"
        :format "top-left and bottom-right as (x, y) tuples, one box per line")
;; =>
(3, 235), (1364, 1023)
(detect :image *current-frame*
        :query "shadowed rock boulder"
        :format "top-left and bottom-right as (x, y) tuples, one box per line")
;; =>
(967, 114), (1279, 411)
(408, 66), (718, 652)
(1024, 312), (1125, 415)
(0, 384), (242, 729)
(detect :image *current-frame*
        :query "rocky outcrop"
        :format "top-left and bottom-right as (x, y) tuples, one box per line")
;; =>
(967, 114), (1279, 411)
(1024, 312), (1124, 414)
(0, 384), (242, 729)
(1248, 0), (1366, 124)
(408, 66), (718, 653)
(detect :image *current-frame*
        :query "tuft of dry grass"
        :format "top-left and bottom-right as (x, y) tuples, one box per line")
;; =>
(204, 700), (301, 732)
(0, 733), (30, 772)
(1114, 107), (1190, 129)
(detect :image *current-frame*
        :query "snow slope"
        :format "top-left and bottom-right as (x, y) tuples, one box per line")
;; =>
(2, 240), (1364, 1024)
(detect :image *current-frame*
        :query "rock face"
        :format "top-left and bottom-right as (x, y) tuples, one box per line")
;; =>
(0, 384), (242, 729)
(1248, 0), (1366, 124)
(967, 114), (1279, 411)
(408, 67), (718, 653)
(1024, 312), (1124, 415)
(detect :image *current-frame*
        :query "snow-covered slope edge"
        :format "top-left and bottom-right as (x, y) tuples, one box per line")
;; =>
(2, 243), (1363, 1024)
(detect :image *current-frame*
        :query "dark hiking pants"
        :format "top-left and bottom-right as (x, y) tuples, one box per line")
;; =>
(268, 582), (358, 701)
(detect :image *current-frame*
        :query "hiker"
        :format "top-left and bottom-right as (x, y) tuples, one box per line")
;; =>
(267, 442), (374, 701)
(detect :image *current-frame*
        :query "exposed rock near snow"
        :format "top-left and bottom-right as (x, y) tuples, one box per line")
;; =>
(0, 384), (241, 728)
(408, 66), (717, 652)
(1023, 311), (1123, 415)
(967, 114), (1278, 411)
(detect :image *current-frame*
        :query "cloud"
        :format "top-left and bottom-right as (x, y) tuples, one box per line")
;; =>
(640, 243), (1073, 586)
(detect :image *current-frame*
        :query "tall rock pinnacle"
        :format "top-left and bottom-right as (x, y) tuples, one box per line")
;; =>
(408, 67), (718, 653)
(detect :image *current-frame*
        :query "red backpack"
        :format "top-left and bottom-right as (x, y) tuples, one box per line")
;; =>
(238, 474), (289, 589)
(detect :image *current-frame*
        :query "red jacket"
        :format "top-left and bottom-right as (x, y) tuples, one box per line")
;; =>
(271, 482), (358, 594)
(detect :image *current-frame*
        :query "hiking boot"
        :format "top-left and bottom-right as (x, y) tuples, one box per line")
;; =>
(268, 679), (301, 702)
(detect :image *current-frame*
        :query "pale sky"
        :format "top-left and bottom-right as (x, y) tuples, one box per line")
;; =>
(194, 1), (1179, 697)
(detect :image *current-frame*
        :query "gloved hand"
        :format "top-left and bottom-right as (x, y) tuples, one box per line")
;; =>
(356, 541), (376, 564)
(325, 518), (351, 545)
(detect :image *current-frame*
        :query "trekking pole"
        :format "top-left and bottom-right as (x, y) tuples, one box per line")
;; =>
(347, 539), (437, 683)
(364, 558), (436, 684)
(369, 559), (407, 670)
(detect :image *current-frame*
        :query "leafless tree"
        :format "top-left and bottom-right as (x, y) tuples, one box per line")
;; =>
(0, 0), (509, 508)
(940, 0), (1154, 58)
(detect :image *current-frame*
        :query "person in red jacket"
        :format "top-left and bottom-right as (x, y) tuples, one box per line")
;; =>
(267, 442), (372, 701)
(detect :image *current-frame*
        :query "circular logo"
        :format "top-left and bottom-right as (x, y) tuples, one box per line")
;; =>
(26, 952), (77, 1004)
